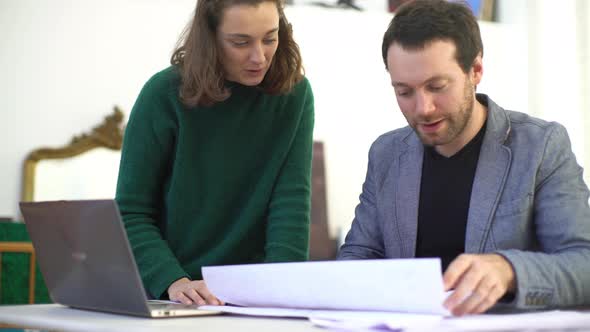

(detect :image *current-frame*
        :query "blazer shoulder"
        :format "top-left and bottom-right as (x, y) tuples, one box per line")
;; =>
(505, 110), (568, 146)
(370, 126), (413, 154)
(367, 126), (414, 167)
(506, 109), (551, 129)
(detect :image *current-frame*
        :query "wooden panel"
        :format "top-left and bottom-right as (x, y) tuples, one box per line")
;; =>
(309, 142), (337, 260)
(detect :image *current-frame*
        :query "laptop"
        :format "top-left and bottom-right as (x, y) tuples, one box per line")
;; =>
(20, 199), (221, 318)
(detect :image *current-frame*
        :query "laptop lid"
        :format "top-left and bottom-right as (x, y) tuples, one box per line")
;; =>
(20, 199), (223, 318)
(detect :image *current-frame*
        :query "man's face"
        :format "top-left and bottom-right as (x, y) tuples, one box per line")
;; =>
(386, 40), (482, 155)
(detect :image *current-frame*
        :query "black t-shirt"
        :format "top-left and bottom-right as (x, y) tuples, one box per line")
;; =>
(415, 121), (487, 272)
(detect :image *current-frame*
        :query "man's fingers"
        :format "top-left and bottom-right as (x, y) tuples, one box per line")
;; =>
(444, 263), (483, 309)
(472, 285), (503, 314)
(451, 278), (496, 315)
(443, 255), (472, 290)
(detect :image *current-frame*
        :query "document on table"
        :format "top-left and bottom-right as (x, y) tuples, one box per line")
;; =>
(202, 258), (448, 315)
(201, 259), (590, 331)
(196, 305), (444, 330)
(438, 310), (590, 332)
(306, 310), (590, 331)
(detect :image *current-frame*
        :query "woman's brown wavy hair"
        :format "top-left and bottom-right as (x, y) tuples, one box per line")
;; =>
(171, 0), (304, 107)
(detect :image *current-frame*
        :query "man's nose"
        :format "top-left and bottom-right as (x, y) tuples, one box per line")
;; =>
(415, 91), (435, 117)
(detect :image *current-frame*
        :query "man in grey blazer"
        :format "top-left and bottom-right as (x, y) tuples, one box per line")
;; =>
(338, 0), (590, 316)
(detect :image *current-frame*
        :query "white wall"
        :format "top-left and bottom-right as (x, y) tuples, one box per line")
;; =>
(0, 0), (197, 217)
(527, 0), (587, 176)
(0, 0), (585, 239)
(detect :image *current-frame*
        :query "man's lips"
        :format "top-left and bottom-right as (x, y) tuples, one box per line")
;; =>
(420, 119), (444, 133)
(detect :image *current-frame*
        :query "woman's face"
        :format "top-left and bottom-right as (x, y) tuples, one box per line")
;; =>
(216, 1), (280, 86)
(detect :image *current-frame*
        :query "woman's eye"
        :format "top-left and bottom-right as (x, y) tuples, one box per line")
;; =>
(231, 40), (248, 47)
(263, 38), (277, 45)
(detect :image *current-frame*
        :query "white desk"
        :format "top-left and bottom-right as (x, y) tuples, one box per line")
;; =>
(4, 304), (590, 332)
(0, 304), (324, 332)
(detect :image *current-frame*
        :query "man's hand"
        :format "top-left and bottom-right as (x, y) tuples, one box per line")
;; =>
(167, 278), (224, 306)
(443, 254), (515, 316)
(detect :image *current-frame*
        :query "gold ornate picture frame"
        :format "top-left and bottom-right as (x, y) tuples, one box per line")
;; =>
(21, 107), (125, 202)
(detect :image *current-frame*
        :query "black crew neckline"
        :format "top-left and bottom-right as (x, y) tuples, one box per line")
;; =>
(426, 120), (487, 160)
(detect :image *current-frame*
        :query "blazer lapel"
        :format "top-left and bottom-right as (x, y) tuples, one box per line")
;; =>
(395, 134), (423, 257)
(465, 95), (512, 253)
(465, 142), (511, 252)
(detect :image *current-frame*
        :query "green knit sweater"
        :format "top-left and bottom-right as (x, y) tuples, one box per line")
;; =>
(115, 67), (314, 298)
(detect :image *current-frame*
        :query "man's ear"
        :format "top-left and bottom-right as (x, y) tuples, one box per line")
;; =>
(471, 53), (483, 85)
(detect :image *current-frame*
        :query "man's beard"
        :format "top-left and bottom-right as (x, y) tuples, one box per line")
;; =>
(415, 80), (475, 147)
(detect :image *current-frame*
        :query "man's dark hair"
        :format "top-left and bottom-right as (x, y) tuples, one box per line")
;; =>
(382, 0), (483, 73)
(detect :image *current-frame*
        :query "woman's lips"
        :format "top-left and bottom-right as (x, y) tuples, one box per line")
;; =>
(245, 68), (264, 76)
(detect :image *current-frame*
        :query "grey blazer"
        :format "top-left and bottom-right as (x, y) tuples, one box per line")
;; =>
(338, 94), (590, 310)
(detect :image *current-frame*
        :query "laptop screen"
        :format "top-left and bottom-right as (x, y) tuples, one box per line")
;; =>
(20, 200), (152, 316)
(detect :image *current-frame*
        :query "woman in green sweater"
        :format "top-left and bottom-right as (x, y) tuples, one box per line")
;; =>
(115, 0), (314, 306)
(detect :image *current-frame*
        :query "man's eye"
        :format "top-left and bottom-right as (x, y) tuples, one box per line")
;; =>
(429, 85), (446, 91)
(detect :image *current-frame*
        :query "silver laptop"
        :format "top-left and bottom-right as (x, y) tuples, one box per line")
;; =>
(20, 199), (221, 318)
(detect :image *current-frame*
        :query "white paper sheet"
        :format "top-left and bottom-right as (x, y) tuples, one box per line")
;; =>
(202, 258), (448, 315)
(201, 305), (590, 332)
(438, 310), (590, 331)
(199, 305), (443, 330)
(198, 305), (313, 318)
(309, 311), (444, 331)
(307, 310), (590, 331)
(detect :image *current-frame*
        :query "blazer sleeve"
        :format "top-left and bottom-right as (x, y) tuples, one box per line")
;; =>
(496, 123), (590, 309)
(337, 139), (387, 260)
(264, 78), (315, 262)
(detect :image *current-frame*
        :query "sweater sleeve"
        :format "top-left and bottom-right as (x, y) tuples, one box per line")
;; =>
(115, 72), (189, 299)
(264, 78), (315, 262)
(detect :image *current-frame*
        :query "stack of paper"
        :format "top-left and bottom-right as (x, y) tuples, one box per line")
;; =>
(201, 259), (448, 329)
(202, 258), (447, 314)
(200, 259), (590, 331)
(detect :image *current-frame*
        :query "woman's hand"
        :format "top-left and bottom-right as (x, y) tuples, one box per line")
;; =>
(167, 278), (224, 306)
